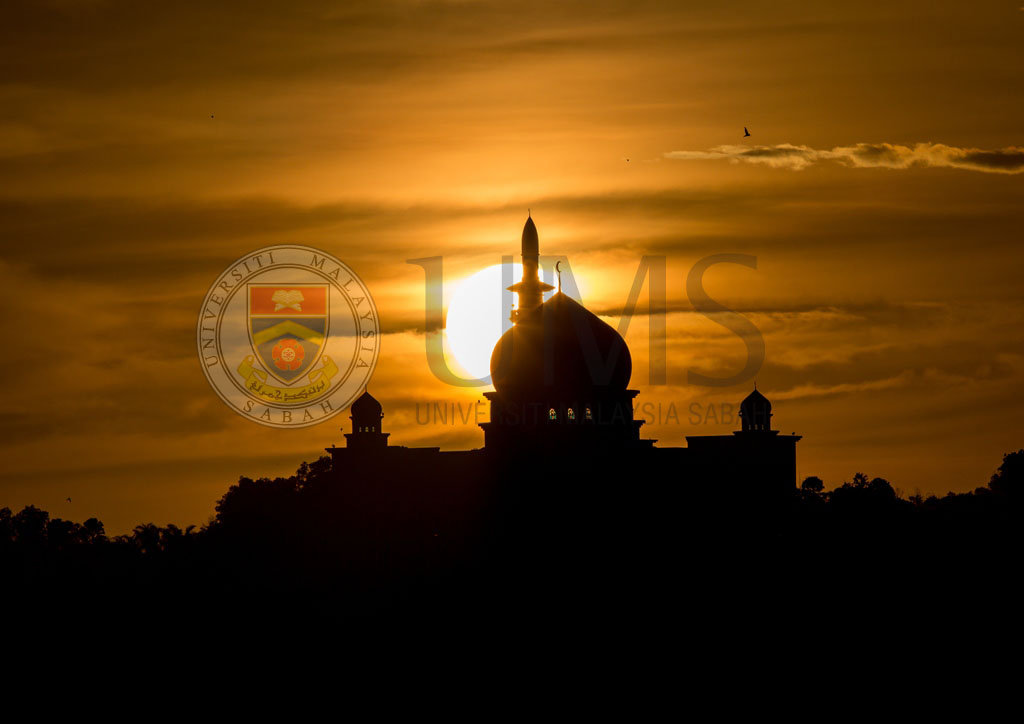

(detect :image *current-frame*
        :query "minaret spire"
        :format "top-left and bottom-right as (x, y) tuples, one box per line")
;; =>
(507, 214), (554, 323)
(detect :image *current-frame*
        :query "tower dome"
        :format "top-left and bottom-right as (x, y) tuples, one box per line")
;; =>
(739, 387), (772, 432)
(346, 389), (388, 449)
(490, 291), (632, 400)
(351, 389), (382, 419)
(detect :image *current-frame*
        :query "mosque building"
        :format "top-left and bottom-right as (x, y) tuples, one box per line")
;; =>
(328, 216), (800, 495)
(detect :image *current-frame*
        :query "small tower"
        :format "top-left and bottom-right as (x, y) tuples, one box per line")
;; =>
(739, 386), (772, 432)
(506, 213), (555, 323)
(688, 385), (800, 493)
(344, 390), (389, 450)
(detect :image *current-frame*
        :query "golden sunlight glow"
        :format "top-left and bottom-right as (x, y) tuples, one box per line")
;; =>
(4, 1), (1022, 532)
(445, 263), (556, 380)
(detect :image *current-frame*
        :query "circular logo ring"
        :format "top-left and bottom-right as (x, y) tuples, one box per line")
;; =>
(197, 245), (379, 428)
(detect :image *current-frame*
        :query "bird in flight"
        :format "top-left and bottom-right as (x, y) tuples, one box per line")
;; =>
(744, 127), (751, 137)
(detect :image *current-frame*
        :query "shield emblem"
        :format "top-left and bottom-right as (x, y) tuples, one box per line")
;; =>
(247, 283), (330, 385)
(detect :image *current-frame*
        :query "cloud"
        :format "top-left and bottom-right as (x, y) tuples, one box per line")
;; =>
(665, 142), (1024, 174)
(771, 372), (916, 401)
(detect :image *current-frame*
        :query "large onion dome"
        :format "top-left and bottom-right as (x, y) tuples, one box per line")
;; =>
(490, 292), (632, 399)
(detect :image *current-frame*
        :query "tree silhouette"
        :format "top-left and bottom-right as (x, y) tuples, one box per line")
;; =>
(800, 476), (824, 493)
(989, 449), (1023, 499)
(13, 505), (49, 547)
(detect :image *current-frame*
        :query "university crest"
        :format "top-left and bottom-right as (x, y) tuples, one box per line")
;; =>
(247, 284), (329, 383)
(197, 245), (379, 429)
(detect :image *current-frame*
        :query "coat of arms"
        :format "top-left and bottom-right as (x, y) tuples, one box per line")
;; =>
(247, 284), (330, 384)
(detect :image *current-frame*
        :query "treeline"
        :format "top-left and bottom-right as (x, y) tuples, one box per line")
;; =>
(2, 450), (1020, 622)
(6, 450), (1019, 551)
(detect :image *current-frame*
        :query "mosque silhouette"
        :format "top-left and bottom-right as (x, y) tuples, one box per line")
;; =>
(328, 216), (800, 496)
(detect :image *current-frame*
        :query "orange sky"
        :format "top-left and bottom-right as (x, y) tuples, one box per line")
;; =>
(2, 0), (1022, 532)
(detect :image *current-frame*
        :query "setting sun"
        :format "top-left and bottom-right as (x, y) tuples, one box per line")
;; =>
(444, 262), (558, 381)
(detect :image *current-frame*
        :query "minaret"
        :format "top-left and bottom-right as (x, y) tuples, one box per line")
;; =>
(344, 389), (389, 450)
(739, 386), (773, 432)
(507, 213), (554, 323)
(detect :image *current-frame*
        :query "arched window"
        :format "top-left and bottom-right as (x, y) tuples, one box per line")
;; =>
(549, 408), (557, 420)
(585, 407), (593, 420)
(567, 408), (576, 420)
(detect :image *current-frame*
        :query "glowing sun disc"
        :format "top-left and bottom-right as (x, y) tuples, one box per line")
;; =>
(445, 263), (555, 381)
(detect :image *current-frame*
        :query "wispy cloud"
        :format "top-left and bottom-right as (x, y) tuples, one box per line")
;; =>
(771, 372), (915, 401)
(665, 142), (1024, 174)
